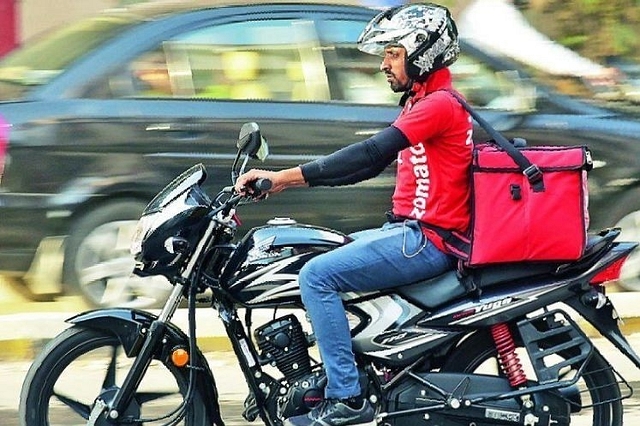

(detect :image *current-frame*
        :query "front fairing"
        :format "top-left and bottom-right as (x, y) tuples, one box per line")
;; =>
(221, 222), (351, 306)
(143, 164), (207, 215)
(131, 163), (212, 278)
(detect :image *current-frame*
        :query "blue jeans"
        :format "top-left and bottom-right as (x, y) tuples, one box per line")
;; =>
(298, 220), (455, 400)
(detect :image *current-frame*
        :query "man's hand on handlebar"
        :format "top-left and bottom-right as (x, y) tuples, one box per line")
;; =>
(234, 167), (308, 198)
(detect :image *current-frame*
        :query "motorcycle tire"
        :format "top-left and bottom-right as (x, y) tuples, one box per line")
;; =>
(441, 329), (623, 426)
(19, 326), (213, 426)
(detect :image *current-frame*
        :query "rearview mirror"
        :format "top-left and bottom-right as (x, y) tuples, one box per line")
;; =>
(237, 122), (269, 161)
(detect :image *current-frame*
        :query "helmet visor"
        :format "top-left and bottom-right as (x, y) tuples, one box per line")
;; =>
(357, 9), (412, 56)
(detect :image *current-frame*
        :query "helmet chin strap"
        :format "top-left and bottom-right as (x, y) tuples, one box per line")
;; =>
(402, 78), (414, 92)
(398, 78), (415, 107)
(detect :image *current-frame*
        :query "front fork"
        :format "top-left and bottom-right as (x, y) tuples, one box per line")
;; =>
(104, 320), (170, 422)
(93, 220), (222, 423)
(86, 283), (192, 424)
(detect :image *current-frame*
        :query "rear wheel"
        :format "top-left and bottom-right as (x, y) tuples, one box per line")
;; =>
(19, 326), (211, 425)
(442, 330), (623, 426)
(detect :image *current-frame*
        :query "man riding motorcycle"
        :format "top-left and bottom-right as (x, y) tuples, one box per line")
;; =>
(235, 4), (470, 426)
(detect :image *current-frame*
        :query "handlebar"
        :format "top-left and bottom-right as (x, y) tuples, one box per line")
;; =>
(212, 178), (272, 220)
(248, 178), (272, 194)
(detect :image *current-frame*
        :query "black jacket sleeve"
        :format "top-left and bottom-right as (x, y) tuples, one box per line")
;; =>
(300, 126), (409, 187)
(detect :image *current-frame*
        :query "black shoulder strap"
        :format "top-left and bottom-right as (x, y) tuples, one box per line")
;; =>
(446, 90), (545, 192)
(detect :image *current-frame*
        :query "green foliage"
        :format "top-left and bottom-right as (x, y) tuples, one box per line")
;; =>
(527, 0), (640, 62)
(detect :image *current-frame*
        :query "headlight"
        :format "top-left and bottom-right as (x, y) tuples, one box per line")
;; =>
(130, 165), (212, 279)
(129, 191), (195, 257)
(130, 212), (158, 256)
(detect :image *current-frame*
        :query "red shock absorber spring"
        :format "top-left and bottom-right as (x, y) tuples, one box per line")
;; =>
(490, 323), (528, 388)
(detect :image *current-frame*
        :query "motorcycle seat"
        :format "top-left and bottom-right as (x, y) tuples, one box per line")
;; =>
(396, 229), (616, 310)
(397, 271), (467, 309)
(467, 230), (614, 290)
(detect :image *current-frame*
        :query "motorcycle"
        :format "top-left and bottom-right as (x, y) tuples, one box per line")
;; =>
(19, 122), (640, 426)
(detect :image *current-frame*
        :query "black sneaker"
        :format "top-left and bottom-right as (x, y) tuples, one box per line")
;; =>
(284, 399), (375, 426)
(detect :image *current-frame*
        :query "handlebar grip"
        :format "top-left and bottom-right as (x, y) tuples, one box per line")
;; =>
(245, 178), (272, 197)
(253, 178), (272, 192)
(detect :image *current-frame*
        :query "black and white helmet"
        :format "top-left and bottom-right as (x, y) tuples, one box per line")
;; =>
(358, 3), (460, 80)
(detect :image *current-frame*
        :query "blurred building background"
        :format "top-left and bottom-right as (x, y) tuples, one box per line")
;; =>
(3, 0), (640, 66)
(0, 0), (137, 57)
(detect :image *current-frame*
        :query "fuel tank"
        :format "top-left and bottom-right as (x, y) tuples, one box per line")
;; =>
(221, 218), (352, 306)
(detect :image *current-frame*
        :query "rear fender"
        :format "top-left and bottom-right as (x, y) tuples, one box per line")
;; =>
(68, 308), (224, 425)
(565, 295), (640, 371)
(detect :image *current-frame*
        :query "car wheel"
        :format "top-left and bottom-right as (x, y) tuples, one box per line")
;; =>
(64, 200), (172, 308)
(614, 207), (640, 291)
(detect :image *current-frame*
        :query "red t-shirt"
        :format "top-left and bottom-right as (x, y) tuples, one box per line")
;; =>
(391, 68), (472, 252)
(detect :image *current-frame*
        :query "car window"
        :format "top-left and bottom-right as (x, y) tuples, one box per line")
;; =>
(450, 55), (537, 112)
(316, 19), (399, 105)
(0, 16), (139, 100)
(87, 15), (535, 112)
(90, 18), (332, 102)
(315, 19), (535, 111)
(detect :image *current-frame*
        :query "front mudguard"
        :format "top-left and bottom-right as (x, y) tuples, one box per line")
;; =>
(68, 308), (225, 426)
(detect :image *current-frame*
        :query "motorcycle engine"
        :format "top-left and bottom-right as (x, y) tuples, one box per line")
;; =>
(254, 314), (313, 384)
(254, 315), (324, 418)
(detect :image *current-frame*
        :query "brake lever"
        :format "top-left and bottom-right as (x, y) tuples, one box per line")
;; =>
(215, 178), (272, 215)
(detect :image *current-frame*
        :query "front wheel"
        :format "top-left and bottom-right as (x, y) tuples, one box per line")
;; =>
(19, 326), (212, 425)
(442, 329), (624, 426)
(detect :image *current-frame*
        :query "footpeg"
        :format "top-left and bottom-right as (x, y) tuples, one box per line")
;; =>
(243, 393), (260, 422)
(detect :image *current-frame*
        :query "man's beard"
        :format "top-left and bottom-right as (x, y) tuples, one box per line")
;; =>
(387, 73), (412, 93)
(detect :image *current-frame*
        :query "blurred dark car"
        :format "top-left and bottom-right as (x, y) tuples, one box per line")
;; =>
(1, 1), (640, 308)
